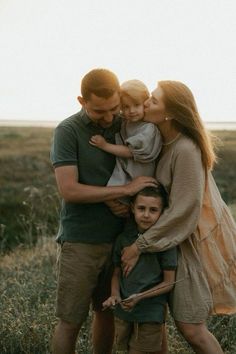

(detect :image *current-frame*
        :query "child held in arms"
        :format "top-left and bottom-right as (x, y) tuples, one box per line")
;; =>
(89, 80), (162, 203)
(103, 184), (178, 354)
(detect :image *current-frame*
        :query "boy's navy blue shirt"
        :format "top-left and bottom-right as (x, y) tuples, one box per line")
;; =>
(113, 220), (178, 323)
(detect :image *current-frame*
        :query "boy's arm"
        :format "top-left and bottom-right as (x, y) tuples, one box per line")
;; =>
(133, 269), (175, 299)
(90, 135), (132, 158)
(111, 267), (122, 297)
(121, 270), (175, 310)
(102, 267), (122, 309)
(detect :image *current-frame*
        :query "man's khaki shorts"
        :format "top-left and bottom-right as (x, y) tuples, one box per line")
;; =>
(56, 242), (113, 324)
(114, 317), (163, 352)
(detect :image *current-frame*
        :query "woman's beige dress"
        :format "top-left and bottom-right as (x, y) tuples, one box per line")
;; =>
(136, 135), (236, 323)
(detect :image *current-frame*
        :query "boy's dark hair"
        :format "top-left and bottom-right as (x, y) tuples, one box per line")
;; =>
(131, 184), (169, 209)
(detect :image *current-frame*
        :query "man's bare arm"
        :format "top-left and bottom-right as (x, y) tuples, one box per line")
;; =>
(54, 165), (157, 204)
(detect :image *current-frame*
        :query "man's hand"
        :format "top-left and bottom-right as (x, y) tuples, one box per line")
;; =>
(89, 135), (107, 148)
(102, 295), (121, 310)
(106, 200), (130, 218)
(121, 243), (141, 277)
(125, 176), (158, 196)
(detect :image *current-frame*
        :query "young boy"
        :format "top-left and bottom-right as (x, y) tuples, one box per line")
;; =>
(89, 80), (162, 193)
(103, 185), (177, 354)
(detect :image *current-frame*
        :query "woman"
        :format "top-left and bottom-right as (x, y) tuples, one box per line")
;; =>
(121, 81), (236, 354)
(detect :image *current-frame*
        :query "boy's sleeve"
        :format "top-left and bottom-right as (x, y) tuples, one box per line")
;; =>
(158, 247), (178, 270)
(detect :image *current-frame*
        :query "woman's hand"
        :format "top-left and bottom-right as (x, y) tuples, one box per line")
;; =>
(121, 243), (141, 277)
(105, 200), (130, 218)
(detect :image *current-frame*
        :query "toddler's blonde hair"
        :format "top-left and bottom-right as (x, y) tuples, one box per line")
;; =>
(120, 80), (149, 104)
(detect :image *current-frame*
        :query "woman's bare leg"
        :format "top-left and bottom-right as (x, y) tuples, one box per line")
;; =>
(175, 321), (224, 354)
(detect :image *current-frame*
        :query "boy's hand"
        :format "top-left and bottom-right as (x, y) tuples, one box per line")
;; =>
(120, 294), (139, 311)
(89, 135), (107, 148)
(102, 295), (121, 310)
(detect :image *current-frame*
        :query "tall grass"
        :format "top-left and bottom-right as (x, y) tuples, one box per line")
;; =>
(1, 127), (236, 353)
(0, 127), (60, 252)
(0, 236), (235, 354)
(0, 239), (57, 353)
(0, 238), (92, 354)
(0, 183), (60, 252)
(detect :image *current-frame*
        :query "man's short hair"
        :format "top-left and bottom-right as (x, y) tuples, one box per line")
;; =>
(81, 68), (120, 101)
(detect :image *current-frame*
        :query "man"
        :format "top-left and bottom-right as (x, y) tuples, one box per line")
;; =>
(51, 68), (156, 354)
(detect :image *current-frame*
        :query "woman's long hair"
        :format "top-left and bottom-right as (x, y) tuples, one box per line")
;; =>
(159, 80), (217, 170)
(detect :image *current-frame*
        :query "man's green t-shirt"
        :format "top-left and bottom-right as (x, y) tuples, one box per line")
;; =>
(50, 109), (124, 244)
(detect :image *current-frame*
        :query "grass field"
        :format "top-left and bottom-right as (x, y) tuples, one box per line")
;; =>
(1, 127), (236, 253)
(0, 127), (59, 251)
(0, 126), (236, 353)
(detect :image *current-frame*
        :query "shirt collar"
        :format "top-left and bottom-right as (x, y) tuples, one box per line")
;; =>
(79, 108), (121, 132)
(124, 218), (140, 238)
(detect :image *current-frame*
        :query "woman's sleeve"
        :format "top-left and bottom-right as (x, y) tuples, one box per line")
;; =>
(136, 143), (205, 252)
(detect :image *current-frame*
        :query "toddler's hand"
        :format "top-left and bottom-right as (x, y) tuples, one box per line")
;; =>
(89, 135), (107, 148)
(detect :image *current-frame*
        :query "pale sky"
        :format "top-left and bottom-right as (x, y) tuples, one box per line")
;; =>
(0, 0), (236, 122)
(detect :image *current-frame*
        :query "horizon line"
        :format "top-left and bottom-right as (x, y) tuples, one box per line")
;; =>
(0, 118), (236, 124)
(0, 119), (236, 131)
